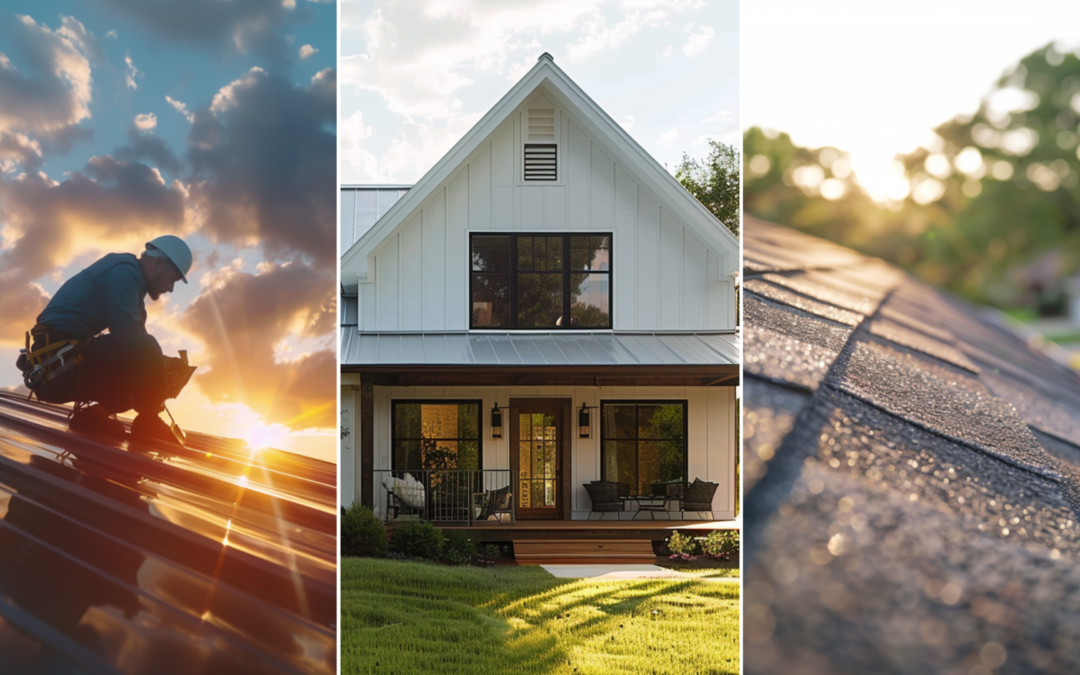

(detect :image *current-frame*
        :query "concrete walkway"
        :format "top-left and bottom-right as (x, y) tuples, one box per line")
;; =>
(540, 563), (738, 581)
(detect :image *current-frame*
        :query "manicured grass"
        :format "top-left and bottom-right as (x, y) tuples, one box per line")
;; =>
(341, 558), (740, 675)
(656, 560), (740, 578)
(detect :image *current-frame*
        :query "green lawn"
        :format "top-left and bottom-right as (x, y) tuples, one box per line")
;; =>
(340, 558), (740, 675)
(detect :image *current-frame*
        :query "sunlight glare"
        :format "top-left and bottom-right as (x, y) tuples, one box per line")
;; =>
(246, 420), (290, 450)
(849, 152), (911, 203)
(955, 147), (984, 177)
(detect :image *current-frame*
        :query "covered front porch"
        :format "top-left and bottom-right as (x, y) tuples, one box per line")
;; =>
(340, 331), (740, 524)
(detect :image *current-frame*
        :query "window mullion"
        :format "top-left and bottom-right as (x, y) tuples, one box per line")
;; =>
(510, 235), (518, 329)
(562, 235), (571, 330)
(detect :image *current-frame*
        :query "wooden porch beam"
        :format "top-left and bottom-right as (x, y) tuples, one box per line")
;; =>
(360, 379), (374, 509)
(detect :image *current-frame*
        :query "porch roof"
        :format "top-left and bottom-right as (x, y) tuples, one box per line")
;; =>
(340, 331), (739, 367)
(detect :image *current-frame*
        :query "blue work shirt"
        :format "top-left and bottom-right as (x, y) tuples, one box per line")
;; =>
(37, 253), (147, 338)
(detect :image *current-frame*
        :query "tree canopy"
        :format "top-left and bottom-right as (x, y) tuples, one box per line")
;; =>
(745, 43), (1080, 311)
(676, 140), (740, 238)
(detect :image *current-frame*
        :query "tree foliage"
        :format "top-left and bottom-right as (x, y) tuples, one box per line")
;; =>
(676, 140), (740, 237)
(744, 43), (1080, 310)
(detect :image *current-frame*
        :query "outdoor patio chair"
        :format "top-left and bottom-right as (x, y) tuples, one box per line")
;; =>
(386, 488), (424, 521)
(679, 478), (718, 520)
(474, 484), (514, 524)
(584, 480), (628, 520)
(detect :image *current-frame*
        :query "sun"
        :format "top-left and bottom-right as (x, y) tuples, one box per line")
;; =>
(245, 420), (289, 450)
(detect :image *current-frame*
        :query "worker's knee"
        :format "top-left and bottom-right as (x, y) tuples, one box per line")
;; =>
(131, 333), (163, 360)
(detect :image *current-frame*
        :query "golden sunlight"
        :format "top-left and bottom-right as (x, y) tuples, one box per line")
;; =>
(245, 420), (290, 450)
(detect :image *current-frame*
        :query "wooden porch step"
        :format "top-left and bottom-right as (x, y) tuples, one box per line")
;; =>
(513, 539), (657, 565)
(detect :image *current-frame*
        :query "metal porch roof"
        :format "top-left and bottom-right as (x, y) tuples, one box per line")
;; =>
(339, 330), (741, 367)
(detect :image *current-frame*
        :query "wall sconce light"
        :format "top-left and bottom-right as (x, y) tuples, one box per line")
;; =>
(578, 402), (591, 439)
(491, 403), (503, 439)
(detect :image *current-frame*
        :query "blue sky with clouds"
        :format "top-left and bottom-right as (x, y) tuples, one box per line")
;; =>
(339, 0), (739, 184)
(0, 1), (337, 461)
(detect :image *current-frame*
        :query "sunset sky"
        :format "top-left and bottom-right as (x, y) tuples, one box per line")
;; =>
(0, 1), (337, 462)
(340, 0), (739, 184)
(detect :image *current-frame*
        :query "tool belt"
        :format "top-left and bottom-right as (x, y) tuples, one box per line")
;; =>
(164, 350), (196, 400)
(16, 324), (90, 393)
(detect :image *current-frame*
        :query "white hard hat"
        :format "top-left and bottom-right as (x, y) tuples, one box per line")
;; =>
(145, 235), (192, 283)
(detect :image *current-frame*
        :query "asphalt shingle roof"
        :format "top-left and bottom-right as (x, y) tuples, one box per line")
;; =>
(744, 216), (1080, 674)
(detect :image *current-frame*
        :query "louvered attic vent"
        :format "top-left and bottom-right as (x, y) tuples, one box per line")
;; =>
(525, 108), (556, 180)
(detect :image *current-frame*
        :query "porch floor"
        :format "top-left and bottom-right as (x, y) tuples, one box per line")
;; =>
(435, 517), (739, 542)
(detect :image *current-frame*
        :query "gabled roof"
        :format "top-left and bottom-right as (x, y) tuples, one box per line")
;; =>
(743, 216), (1080, 673)
(341, 53), (739, 283)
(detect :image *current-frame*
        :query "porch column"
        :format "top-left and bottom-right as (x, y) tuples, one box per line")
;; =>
(360, 379), (374, 509)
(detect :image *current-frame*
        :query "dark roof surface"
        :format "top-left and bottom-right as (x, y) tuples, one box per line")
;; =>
(743, 216), (1080, 674)
(0, 392), (336, 674)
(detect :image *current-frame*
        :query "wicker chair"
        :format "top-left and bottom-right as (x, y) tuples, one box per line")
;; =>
(584, 480), (629, 520)
(680, 479), (718, 520)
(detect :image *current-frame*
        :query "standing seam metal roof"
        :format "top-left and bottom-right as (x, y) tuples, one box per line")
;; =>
(339, 330), (741, 367)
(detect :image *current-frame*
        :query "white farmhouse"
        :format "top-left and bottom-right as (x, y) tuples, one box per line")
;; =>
(340, 54), (740, 544)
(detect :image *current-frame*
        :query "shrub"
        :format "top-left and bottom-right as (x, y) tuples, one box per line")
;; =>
(390, 521), (444, 561)
(667, 530), (699, 560)
(341, 503), (388, 558)
(476, 543), (501, 564)
(441, 531), (477, 565)
(701, 530), (739, 560)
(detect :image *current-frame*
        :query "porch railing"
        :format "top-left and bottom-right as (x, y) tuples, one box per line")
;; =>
(374, 469), (514, 525)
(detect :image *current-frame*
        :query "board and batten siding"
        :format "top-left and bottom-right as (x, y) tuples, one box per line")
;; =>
(359, 102), (736, 332)
(350, 384), (737, 520)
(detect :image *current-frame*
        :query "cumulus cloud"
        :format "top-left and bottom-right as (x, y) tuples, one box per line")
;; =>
(299, 44), (317, 59)
(704, 109), (734, 123)
(124, 51), (139, 89)
(681, 24), (713, 57)
(179, 262), (336, 430)
(186, 68), (335, 265)
(165, 95), (195, 123)
(340, 107), (481, 183)
(114, 126), (183, 175)
(134, 112), (156, 130)
(657, 127), (679, 147)
(566, 8), (666, 61)
(89, 0), (313, 65)
(341, 1), (605, 119)
(340, 0), (707, 182)
(0, 15), (93, 148)
(0, 132), (43, 173)
(0, 159), (188, 344)
(340, 109), (381, 181)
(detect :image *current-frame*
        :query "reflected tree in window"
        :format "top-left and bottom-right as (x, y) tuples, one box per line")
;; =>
(601, 402), (686, 495)
(470, 234), (610, 328)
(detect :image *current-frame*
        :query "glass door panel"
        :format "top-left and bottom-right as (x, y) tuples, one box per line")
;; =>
(513, 404), (562, 520)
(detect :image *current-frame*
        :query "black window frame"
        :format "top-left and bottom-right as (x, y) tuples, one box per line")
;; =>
(390, 399), (484, 472)
(599, 400), (689, 496)
(469, 232), (612, 330)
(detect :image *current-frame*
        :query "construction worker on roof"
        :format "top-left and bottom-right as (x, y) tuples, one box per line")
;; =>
(16, 235), (196, 446)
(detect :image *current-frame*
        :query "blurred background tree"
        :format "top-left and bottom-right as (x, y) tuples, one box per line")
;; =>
(677, 140), (740, 237)
(745, 43), (1080, 314)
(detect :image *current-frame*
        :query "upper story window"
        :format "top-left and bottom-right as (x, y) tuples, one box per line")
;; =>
(470, 233), (611, 329)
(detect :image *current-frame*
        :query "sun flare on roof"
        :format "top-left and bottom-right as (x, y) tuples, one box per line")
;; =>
(245, 421), (289, 450)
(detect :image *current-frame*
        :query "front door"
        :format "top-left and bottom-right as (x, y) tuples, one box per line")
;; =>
(510, 399), (568, 520)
